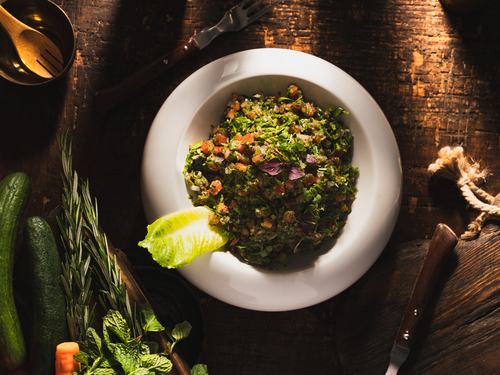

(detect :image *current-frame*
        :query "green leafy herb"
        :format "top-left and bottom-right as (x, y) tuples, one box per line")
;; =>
(164, 321), (192, 352)
(57, 132), (209, 374)
(74, 309), (178, 375)
(140, 303), (165, 333)
(191, 364), (209, 375)
(183, 84), (358, 266)
(58, 133), (150, 339)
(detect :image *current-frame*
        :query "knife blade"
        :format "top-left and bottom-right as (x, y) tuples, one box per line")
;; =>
(384, 223), (458, 375)
(94, 0), (282, 114)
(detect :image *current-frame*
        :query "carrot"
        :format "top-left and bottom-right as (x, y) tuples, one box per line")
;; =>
(55, 342), (81, 375)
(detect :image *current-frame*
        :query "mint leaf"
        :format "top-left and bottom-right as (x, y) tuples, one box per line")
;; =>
(140, 354), (173, 374)
(164, 321), (192, 352)
(191, 364), (209, 375)
(141, 341), (159, 355)
(103, 310), (130, 344)
(172, 321), (192, 342)
(128, 369), (152, 375)
(89, 369), (120, 375)
(86, 327), (104, 359)
(73, 351), (89, 368)
(140, 303), (165, 333)
(113, 343), (136, 373)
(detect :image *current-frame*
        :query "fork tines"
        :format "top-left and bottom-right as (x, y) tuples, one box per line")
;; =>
(244, 0), (282, 23)
(37, 49), (64, 77)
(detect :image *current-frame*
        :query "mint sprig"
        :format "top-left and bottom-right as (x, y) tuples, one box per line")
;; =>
(74, 308), (197, 375)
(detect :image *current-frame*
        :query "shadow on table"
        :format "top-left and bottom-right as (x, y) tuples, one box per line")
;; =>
(0, 74), (69, 162)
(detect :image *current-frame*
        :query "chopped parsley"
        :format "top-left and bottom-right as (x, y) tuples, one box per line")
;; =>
(183, 84), (358, 266)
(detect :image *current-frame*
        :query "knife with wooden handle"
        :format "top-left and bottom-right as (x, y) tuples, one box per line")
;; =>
(384, 223), (458, 375)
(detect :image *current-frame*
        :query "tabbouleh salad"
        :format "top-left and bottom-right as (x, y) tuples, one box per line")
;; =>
(183, 84), (358, 266)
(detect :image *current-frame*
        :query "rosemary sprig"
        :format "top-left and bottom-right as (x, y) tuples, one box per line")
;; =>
(57, 134), (94, 341)
(57, 132), (142, 339)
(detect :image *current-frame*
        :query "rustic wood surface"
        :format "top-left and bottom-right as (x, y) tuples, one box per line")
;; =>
(336, 220), (500, 375)
(1, 0), (500, 374)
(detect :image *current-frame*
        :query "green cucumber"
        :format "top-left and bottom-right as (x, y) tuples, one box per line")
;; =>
(23, 216), (69, 375)
(0, 172), (31, 371)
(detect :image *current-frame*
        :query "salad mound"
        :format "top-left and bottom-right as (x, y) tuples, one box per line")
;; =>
(183, 84), (358, 266)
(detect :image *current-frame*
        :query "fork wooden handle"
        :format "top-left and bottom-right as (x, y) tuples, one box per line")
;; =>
(94, 37), (200, 114)
(394, 223), (458, 350)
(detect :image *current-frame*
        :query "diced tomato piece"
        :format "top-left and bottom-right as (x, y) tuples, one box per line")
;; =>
(241, 133), (254, 144)
(215, 133), (228, 145)
(274, 184), (285, 196)
(230, 135), (246, 152)
(302, 102), (316, 117)
(262, 218), (274, 229)
(209, 180), (222, 195)
(303, 174), (317, 187)
(214, 146), (223, 154)
(292, 100), (302, 110)
(235, 163), (249, 172)
(252, 152), (265, 163)
(226, 109), (235, 120)
(201, 140), (214, 155)
(217, 202), (229, 215)
(288, 84), (299, 97)
(208, 214), (220, 226)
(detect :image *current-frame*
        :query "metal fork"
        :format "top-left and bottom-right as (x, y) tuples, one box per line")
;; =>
(95, 0), (283, 114)
(196, 0), (282, 47)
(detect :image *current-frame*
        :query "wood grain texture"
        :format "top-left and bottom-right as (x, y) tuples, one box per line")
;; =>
(335, 222), (500, 375)
(0, 0), (500, 374)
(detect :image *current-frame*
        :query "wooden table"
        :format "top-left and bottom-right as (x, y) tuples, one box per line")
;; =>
(1, 0), (500, 374)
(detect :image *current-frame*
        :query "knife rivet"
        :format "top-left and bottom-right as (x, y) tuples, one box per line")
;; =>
(163, 59), (169, 65)
(183, 45), (189, 52)
(413, 309), (419, 316)
(403, 332), (410, 340)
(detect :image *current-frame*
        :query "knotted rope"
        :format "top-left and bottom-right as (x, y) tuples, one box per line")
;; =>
(428, 146), (498, 239)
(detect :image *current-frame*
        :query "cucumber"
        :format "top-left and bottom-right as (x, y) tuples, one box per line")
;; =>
(0, 172), (31, 371)
(23, 216), (69, 375)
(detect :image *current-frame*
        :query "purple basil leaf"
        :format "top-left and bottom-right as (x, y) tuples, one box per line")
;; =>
(288, 165), (305, 180)
(215, 156), (225, 163)
(306, 154), (317, 163)
(262, 159), (284, 175)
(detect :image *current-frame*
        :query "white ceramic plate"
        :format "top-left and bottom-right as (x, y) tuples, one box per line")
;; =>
(141, 48), (402, 312)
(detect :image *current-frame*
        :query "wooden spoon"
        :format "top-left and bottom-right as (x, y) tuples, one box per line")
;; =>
(0, 5), (64, 79)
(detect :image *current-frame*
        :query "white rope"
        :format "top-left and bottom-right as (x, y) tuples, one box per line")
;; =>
(428, 146), (496, 239)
